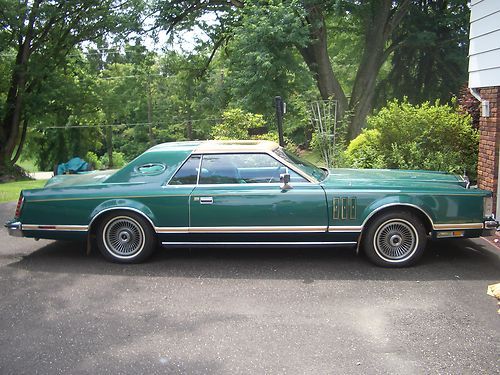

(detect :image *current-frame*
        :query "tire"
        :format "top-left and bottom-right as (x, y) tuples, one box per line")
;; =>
(362, 210), (427, 267)
(96, 210), (156, 263)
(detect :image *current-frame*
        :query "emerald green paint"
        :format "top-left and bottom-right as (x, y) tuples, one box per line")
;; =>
(7, 141), (493, 242)
(189, 184), (327, 227)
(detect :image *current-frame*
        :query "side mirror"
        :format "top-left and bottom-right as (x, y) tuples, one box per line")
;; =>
(280, 173), (293, 190)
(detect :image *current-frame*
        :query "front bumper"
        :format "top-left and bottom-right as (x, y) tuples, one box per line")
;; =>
(4, 221), (23, 237)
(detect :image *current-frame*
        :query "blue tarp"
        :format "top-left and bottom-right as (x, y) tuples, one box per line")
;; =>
(55, 157), (91, 175)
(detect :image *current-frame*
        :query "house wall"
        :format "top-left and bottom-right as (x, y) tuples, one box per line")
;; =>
(469, 1), (500, 214)
(477, 87), (500, 213)
(469, 0), (500, 88)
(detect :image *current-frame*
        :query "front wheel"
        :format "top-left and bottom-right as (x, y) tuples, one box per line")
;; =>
(96, 211), (157, 263)
(362, 211), (427, 267)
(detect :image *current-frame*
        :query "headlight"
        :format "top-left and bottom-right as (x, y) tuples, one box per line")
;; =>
(483, 196), (493, 218)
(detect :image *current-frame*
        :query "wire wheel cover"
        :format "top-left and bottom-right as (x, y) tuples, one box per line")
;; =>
(373, 219), (418, 261)
(103, 216), (145, 257)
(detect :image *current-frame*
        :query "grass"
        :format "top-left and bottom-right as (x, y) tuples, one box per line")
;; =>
(16, 158), (39, 173)
(0, 180), (48, 203)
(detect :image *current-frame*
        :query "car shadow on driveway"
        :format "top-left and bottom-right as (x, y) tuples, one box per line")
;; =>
(7, 237), (500, 282)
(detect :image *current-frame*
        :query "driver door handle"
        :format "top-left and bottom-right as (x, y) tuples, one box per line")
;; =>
(199, 197), (213, 205)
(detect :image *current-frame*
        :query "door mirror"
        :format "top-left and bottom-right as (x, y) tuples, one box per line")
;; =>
(280, 173), (293, 190)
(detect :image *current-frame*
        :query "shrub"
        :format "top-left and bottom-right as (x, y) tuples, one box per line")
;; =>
(85, 151), (103, 170)
(345, 100), (479, 179)
(99, 151), (126, 169)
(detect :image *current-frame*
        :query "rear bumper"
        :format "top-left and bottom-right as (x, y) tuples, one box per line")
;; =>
(4, 221), (23, 237)
(482, 220), (499, 236)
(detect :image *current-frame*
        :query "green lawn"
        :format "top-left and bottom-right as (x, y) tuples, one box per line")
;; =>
(16, 158), (39, 173)
(0, 180), (48, 203)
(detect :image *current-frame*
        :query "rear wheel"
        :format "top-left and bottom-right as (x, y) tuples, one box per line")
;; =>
(96, 211), (156, 263)
(362, 210), (427, 267)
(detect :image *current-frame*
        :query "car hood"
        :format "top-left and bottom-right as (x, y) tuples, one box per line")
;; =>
(44, 170), (117, 188)
(321, 168), (467, 189)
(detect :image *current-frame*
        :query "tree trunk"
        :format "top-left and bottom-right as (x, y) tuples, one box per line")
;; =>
(0, 0), (40, 172)
(147, 80), (155, 146)
(11, 118), (29, 165)
(347, 0), (405, 140)
(106, 126), (113, 168)
(297, 6), (348, 118)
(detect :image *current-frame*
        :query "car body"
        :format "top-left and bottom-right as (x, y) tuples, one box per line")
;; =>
(5, 140), (498, 266)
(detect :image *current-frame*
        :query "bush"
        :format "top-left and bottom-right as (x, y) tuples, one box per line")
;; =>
(345, 100), (479, 179)
(85, 151), (103, 170)
(99, 151), (126, 169)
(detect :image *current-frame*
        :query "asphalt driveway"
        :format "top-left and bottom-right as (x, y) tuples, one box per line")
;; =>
(0, 201), (499, 374)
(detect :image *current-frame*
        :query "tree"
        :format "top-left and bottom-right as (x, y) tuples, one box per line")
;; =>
(0, 0), (142, 175)
(377, 0), (469, 105)
(154, 0), (412, 140)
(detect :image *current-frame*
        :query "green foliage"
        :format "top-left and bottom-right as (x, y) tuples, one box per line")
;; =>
(100, 151), (126, 169)
(1, 0), (473, 179)
(210, 109), (266, 140)
(345, 100), (479, 179)
(225, 1), (311, 116)
(0, 0), (144, 173)
(210, 108), (298, 150)
(379, 0), (469, 105)
(344, 129), (384, 168)
(85, 152), (103, 170)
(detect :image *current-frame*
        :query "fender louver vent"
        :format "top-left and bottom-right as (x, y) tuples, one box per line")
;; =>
(333, 197), (356, 220)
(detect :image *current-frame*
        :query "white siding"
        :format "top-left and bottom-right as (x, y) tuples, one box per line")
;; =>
(469, 0), (500, 88)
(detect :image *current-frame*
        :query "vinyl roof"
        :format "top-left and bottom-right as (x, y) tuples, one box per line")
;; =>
(147, 140), (279, 154)
(193, 140), (279, 153)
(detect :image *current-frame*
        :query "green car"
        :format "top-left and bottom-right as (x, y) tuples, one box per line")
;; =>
(5, 140), (498, 267)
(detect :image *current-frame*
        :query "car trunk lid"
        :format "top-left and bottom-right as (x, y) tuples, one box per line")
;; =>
(44, 170), (117, 188)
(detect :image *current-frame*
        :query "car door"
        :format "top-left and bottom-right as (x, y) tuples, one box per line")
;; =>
(188, 152), (329, 243)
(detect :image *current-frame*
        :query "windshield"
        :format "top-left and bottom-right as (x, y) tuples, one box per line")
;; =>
(274, 148), (328, 182)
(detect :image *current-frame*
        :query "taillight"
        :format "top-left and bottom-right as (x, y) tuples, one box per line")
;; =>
(15, 194), (24, 218)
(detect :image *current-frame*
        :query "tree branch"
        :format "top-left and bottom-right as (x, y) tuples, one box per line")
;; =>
(197, 35), (226, 79)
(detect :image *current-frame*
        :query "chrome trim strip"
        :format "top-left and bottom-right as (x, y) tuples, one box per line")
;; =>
(433, 223), (484, 230)
(191, 182), (312, 188)
(88, 207), (156, 231)
(328, 226), (362, 233)
(22, 224), (88, 231)
(155, 227), (189, 233)
(361, 203), (435, 228)
(154, 225), (327, 233)
(162, 241), (357, 246)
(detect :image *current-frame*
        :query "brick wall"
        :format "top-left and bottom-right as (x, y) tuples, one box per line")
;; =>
(477, 86), (500, 213)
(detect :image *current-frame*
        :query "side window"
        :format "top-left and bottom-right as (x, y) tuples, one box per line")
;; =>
(169, 156), (200, 185)
(199, 155), (241, 184)
(198, 153), (307, 184)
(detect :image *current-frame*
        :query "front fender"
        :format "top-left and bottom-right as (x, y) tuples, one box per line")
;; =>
(89, 199), (157, 229)
(361, 195), (436, 227)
